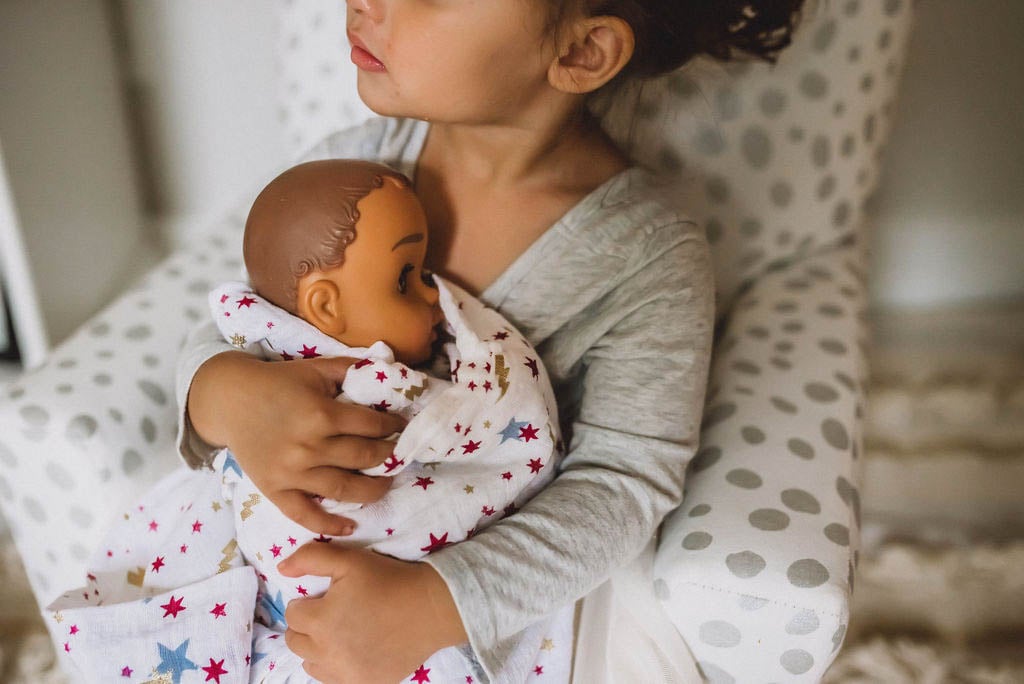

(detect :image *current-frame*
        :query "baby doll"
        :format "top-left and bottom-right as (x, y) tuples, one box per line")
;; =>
(48, 160), (573, 684)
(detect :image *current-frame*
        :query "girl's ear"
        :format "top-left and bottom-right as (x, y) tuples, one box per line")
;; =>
(296, 274), (347, 339)
(548, 16), (635, 95)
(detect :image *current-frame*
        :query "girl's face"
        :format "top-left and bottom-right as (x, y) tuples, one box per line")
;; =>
(345, 0), (559, 125)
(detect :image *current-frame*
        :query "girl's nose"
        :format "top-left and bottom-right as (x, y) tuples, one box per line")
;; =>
(347, 0), (384, 22)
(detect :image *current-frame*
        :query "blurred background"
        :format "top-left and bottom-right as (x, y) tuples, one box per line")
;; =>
(0, 0), (1021, 680)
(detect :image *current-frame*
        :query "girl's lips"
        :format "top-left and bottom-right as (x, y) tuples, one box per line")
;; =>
(348, 33), (386, 72)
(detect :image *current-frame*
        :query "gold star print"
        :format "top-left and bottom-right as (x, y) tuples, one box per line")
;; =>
(541, 638), (555, 651)
(53, 611), (64, 624)
(143, 670), (173, 684)
(423, 462), (440, 471)
(483, 420), (491, 429)
(211, 500), (222, 512)
(256, 551), (264, 562)
(230, 334), (247, 348)
(463, 485), (474, 494)
(127, 566), (146, 587)
(123, 513), (130, 520)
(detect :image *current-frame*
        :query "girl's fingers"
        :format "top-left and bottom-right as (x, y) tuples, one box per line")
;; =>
(279, 542), (353, 580)
(319, 401), (407, 439)
(318, 434), (395, 471)
(275, 490), (355, 537)
(302, 466), (392, 504)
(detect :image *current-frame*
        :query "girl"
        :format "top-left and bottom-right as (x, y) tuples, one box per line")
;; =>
(180, 1), (806, 681)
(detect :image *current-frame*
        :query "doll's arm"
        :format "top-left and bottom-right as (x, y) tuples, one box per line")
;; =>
(420, 235), (714, 678)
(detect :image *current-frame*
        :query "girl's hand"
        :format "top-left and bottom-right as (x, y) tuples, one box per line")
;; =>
(188, 351), (406, 535)
(279, 544), (468, 683)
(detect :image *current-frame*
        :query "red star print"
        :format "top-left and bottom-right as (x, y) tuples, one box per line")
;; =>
(501, 471), (513, 481)
(468, 362), (476, 369)
(483, 381), (492, 392)
(466, 677), (474, 683)
(373, 399), (392, 412)
(376, 370), (388, 383)
(484, 362), (492, 373)
(160, 595), (186, 618)
(64, 642), (70, 653)
(202, 657), (229, 683)
(420, 532), (452, 554)
(453, 422), (462, 433)
(493, 331), (509, 340)
(245, 655), (250, 665)
(106, 550), (113, 557)
(299, 345), (321, 359)
(519, 424), (540, 442)
(400, 367), (408, 378)
(219, 294), (229, 304)
(69, 624), (79, 635)
(210, 603), (227, 619)
(192, 519), (203, 533)
(534, 665), (544, 675)
(180, 544), (188, 554)
(383, 454), (405, 473)
(270, 544), (282, 558)
(412, 665), (431, 683)
(314, 534), (332, 543)
(386, 527), (395, 536)
(413, 476), (435, 490)
(266, 321), (274, 329)
(467, 381), (477, 391)
(121, 665), (133, 677)
(524, 357), (540, 378)
(236, 295), (257, 309)
(148, 520), (158, 532)
(296, 585), (308, 596)
(151, 556), (165, 573)
(287, 536), (297, 546)
(481, 506), (495, 516)
(462, 440), (481, 455)
(354, 358), (374, 369)
(528, 458), (544, 474)
(280, 351), (293, 360)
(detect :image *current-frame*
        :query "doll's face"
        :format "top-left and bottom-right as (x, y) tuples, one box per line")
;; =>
(297, 178), (443, 365)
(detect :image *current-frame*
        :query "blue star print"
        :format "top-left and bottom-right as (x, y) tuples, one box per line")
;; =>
(498, 418), (529, 444)
(259, 590), (287, 627)
(155, 639), (198, 683)
(222, 452), (243, 477)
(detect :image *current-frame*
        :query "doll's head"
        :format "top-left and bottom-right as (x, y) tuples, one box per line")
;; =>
(244, 159), (442, 365)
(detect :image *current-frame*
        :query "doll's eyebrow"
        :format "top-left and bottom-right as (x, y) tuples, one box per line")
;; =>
(392, 233), (424, 251)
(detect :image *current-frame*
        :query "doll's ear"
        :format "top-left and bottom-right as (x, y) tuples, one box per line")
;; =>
(296, 274), (347, 339)
(547, 16), (635, 95)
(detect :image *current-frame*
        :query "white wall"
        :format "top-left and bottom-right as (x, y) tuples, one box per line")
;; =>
(118, 0), (287, 246)
(868, 0), (1024, 309)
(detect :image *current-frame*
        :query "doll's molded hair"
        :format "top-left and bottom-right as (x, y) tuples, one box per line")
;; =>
(243, 159), (411, 313)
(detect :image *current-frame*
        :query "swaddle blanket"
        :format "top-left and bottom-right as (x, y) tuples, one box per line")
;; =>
(47, 276), (573, 683)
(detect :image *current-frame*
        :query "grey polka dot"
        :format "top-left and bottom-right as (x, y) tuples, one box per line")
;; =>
(706, 218), (724, 244)
(845, 0), (861, 16)
(781, 320), (805, 334)
(691, 446), (722, 473)
(821, 338), (849, 355)
(0, 440), (16, 467)
(726, 551), (766, 578)
(700, 621), (742, 648)
(667, 73), (700, 98)
(109, 408), (124, 423)
(740, 426), (765, 444)
(89, 322), (111, 337)
(71, 544), (89, 561)
(689, 503), (712, 517)
(138, 380), (167, 405)
(884, 0), (902, 16)
(741, 127), (772, 169)
(760, 89), (787, 117)
(124, 324), (153, 341)
(706, 176), (730, 204)
(799, 71), (829, 99)
(122, 449), (143, 475)
(813, 19), (837, 52)
(695, 125), (726, 156)
(740, 218), (763, 238)
(56, 384), (73, 395)
(683, 532), (713, 550)
(659, 147), (684, 173)
(782, 488), (822, 514)
(788, 559), (830, 588)
(770, 357), (793, 371)
(96, 349), (114, 360)
(822, 419), (851, 450)
(45, 549), (58, 563)
(737, 595), (768, 611)
(746, 325), (770, 339)
(726, 469), (763, 489)
(715, 88), (742, 121)
(836, 477), (859, 512)
(653, 578), (670, 601)
(7, 386), (25, 400)
(771, 396), (797, 414)
(93, 373), (112, 386)
(23, 496), (47, 522)
(825, 523), (850, 546)
(864, 113), (878, 144)
(818, 303), (844, 317)
(781, 649), (815, 675)
(770, 180), (794, 208)
(731, 360), (761, 375)
(703, 403), (737, 429)
(187, 278), (210, 294)
(811, 136), (831, 167)
(143, 354), (160, 368)
(141, 416), (157, 443)
(67, 415), (98, 442)
(833, 200), (851, 228)
(817, 174), (837, 200)
(57, 358), (77, 369)
(70, 505), (94, 528)
(787, 610), (821, 635)
(749, 508), (790, 531)
(45, 462), (75, 490)
(806, 382), (840, 403)
(34, 573), (50, 593)
(788, 127), (805, 142)
(832, 625), (848, 653)
(841, 133), (857, 157)
(19, 405), (49, 426)
(835, 371), (856, 392)
(0, 474), (12, 501)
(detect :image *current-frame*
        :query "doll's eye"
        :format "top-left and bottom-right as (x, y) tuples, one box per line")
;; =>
(421, 268), (437, 288)
(398, 263), (414, 294)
